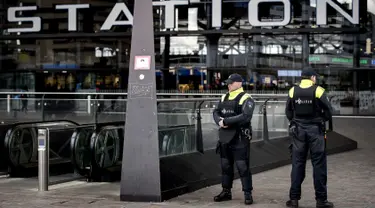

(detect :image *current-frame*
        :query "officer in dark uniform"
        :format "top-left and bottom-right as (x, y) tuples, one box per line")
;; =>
(212, 73), (255, 205)
(285, 69), (334, 208)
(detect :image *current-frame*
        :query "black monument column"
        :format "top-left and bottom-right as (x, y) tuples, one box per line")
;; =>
(120, 0), (161, 202)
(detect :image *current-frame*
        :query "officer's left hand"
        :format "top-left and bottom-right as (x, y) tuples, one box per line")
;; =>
(219, 118), (228, 128)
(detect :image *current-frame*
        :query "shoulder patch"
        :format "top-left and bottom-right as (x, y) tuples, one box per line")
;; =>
(246, 99), (254, 109)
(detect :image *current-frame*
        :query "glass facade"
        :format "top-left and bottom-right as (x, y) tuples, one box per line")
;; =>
(0, 0), (374, 114)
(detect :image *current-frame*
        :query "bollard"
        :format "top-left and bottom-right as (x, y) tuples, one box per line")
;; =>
(87, 95), (91, 114)
(7, 95), (10, 113)
(38, 128), (49, 192)
(262, 99), (270, 141)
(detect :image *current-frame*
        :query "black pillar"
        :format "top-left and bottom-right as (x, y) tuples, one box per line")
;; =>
(301, 0), (310, 70)
(372, 14), (375, 65)
(373, 14), (375, 56)
(353, 32), (360, 114)
(247, 35), (262, 91)
(162, 34), (171, 90)
(120, 0), (161, 202)
(206, 34), (221, 88)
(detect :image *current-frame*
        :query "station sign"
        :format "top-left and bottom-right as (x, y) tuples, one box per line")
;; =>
(309, 55), (375, 66)
(6, 0), (359, 33)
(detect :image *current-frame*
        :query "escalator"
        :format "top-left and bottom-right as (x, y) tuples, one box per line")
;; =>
(71, 122), (196, 181)
(70, 98), (291, 181)
(3, 120), (78, 176)
(70, 125), (96, 177)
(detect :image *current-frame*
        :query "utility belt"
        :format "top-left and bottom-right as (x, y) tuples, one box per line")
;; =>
(289, 119), (326, 137)
(240, 128), (252, 141)
(219, 127), (252, 141)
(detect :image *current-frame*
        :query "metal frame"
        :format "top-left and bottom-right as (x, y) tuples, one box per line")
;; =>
(0, 27), (363, 40)
(0, 91), (287, 97)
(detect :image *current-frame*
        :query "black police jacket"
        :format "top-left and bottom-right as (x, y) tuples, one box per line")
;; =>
(213, 88), (255, 129)
(285, 79), (333, 124)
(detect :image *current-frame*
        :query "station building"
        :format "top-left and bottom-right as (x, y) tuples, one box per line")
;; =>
(0, 0), (374, 114)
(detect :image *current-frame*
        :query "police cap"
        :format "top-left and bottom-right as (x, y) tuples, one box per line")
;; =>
(224, 73), (243, 84)
(301, 69), (319, 77)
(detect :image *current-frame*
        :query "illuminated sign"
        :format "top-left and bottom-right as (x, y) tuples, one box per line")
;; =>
(6, 0), (359, 33)
(309, 55), (371, 66)
(278, 70), (301, 77)
(42, 63), (78, 69)
(309, 56), (321, 62)
(332, 57), (352, 64)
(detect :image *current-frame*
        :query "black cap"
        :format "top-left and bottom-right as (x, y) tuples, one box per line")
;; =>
(224, 73), (243, 84)
(301, 69), (319, 77)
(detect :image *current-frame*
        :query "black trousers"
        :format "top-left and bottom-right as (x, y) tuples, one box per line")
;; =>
(218, 136), (253, 192)
(289, 123), (327, 201)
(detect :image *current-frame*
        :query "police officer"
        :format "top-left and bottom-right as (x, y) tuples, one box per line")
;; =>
(285, 69), (334, 208)
(212, 73), (255, 205)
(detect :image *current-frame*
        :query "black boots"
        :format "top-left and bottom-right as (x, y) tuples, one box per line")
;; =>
(316, 200), (334, 208)
(214, 189), (232, 202)
(214, 189), (253, 205)
(286, 200), (299, 208)
(244, 191), (253, 205)
(286, 199), (334, 208)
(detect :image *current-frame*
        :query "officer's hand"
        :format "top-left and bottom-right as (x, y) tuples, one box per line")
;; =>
(219, 118), (228, 128)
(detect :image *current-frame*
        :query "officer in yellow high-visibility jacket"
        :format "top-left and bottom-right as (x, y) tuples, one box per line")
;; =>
(212, 74), (255, 205)
(285, 69), (334, 208)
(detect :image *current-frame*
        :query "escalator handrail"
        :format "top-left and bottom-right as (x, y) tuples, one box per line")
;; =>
(95, 124), (124, 131)
(4, 125), (37, 167)
(89, 125), (123, 170)
(4, 121), (82, 168)
(159, 124), (195, 130)
(8, 121), (78, 132)
(4, 121), (79, 153)
(85, 121), (125, 128)
(4, 121), (82, 165)
(195, 101), (205, 154)
(70, 125), (97, 175)
(6, 119), (80, 127)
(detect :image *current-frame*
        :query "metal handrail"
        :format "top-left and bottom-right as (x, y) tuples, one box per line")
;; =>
(4, 97), (287, 102)
(0, 91), (288, 97)
(157, 98), (287, 103)
(2, 93), (287, 124)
